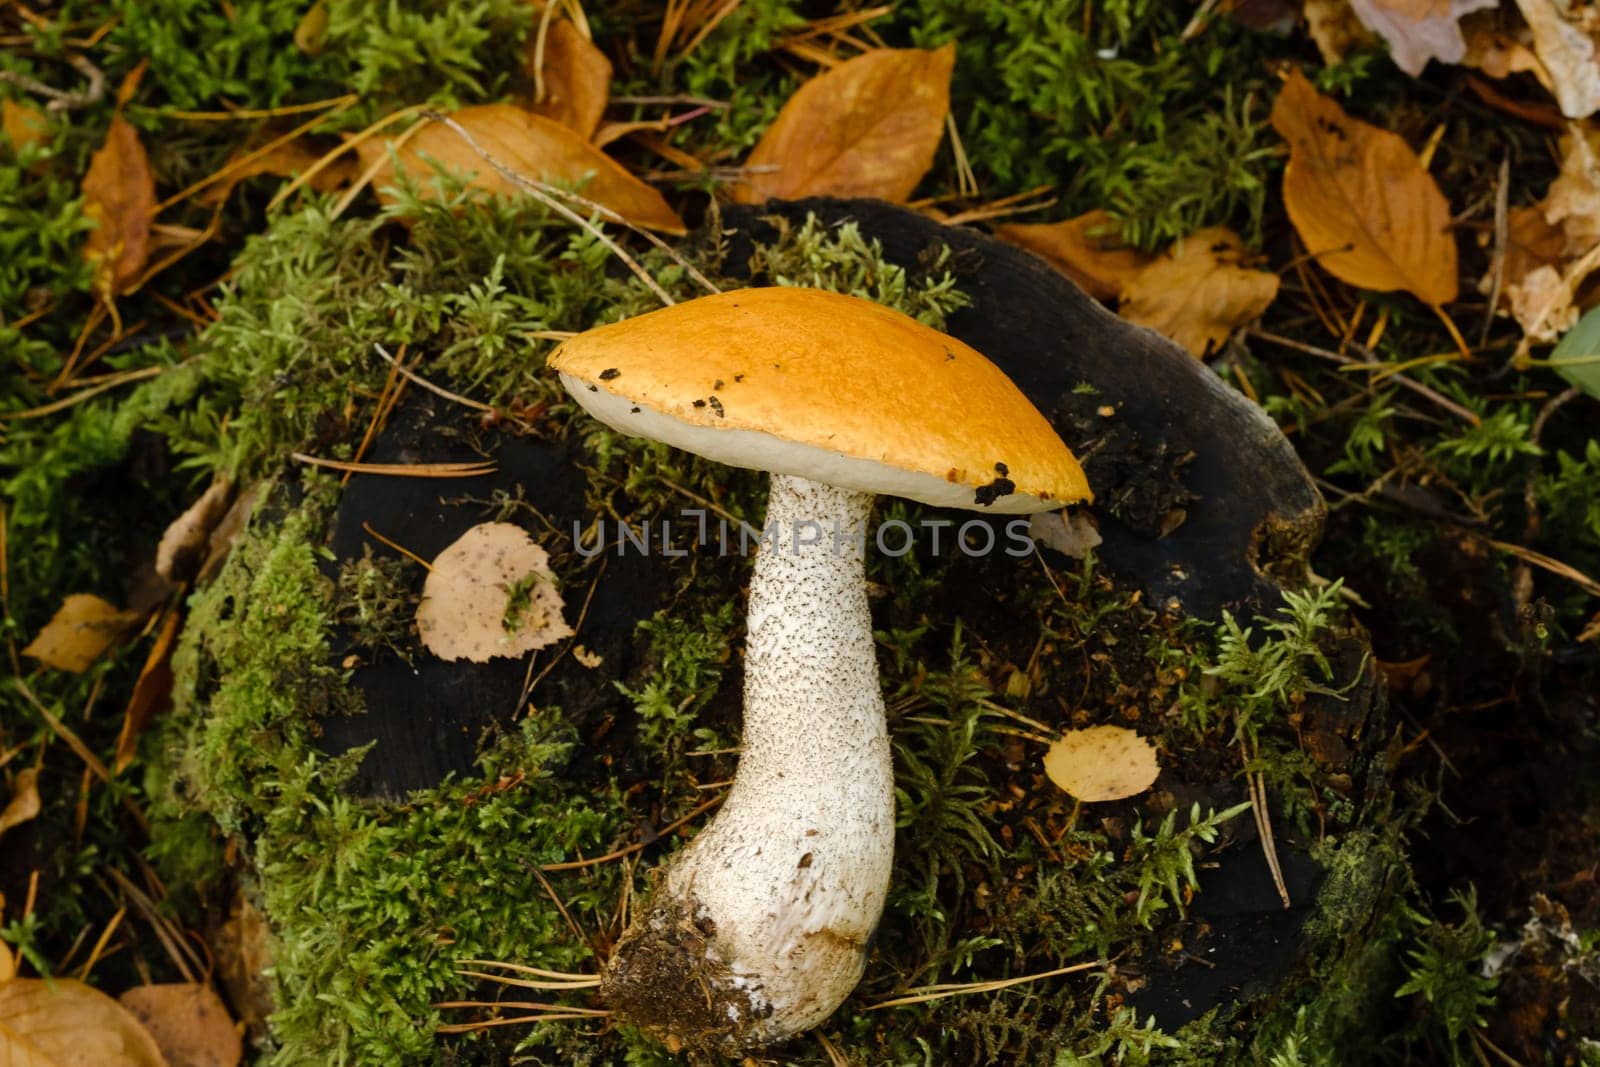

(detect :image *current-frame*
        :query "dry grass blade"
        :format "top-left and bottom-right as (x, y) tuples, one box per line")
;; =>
(289, 454), (496, 478)
(155, 96), (357, 212)
(435, 1011), (608, 1033)
(2, 365), (167, 421)
(867, 960), (1100, 1009)
(436, 1000), (606, 1012)
(539, 794), (723, 871)
(456, 960), (599, 981)
(1487, 538), (1600, 597)
(371, 343), (494, 414)
(454, 969), (601, 991)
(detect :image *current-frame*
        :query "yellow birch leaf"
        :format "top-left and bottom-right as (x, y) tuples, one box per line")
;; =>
(21, 595), (140, 674)
(733, 45), (955, 204)
(1120, 227), (1281, 357)
(1270, 68), (1457, 305)
(356, 104), (684, 234)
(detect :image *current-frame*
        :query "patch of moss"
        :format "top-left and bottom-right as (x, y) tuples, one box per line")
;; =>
(151, 480), (622, 1064)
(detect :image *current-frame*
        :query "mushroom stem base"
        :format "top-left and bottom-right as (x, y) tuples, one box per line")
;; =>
(600, 474), (893, 1052)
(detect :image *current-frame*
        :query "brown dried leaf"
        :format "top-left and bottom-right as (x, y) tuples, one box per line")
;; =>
(1494, 125), (1600, 340)
(416, 523), (574, 663)
(1460, 14), (1545, 82)
(81, 116), (156, 298)
(733, 45), (955, 205)
(21, 595), (140, 674)
(156, 480), (235, 584)
(356, 104), (685, 233)
(114, 609), (183, 774)
(1543, 122), (1600, 250)
(0, 979), (168, 1067)
(1043, 725), (1161, 803)
(213, 893), (272, 1036)
(0, 939), (13, 984)
(1514, 0), (1600, 118)
(1271, 68), (1458, 305)
(0, 769), (41, 843)
(1120, 227), (1280, 357)
(2, 100), (48, 154)
(524, 17), (612, 139)
(1348, 0), (1497, 75)
(1305, 0), (1379, 64)
(117, 985), (240, 1067)
(996, 211), (1155, 302)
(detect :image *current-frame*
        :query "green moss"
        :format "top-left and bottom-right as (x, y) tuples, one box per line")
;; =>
(151, 481), (622, 1064)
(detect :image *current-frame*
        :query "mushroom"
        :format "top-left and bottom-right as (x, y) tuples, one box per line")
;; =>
(549, 287), (1091, 1051)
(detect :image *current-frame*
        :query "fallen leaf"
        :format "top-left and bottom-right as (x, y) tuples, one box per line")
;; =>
(1347, 0), (1497, 76)
(2, 100), (48, 154)
(1542, 122), (1600, 251)
(1495, 204), (1572, 336)
(156, 479), (235, 584)
(197, 488), (259, 586)
(1221, 0), (1299, 35)
(117, 985), (239, 1067)
(1119, 227), (1280, 357)
(416, 522), (574, 663)
(81, 116), (156, 298)
(0, 939), (13, 984)
(1461, 14), (1545, 83)
(524, 16), (612, 139)
(294, 0), (328, 55)
(1271, 68), (1458, 306)
(0, 770), (40, 844)
(996, 211), (1155, 302)
(21, 595), (141, 674)
(198, 140), (355, 206)
(212, 893), (271, 1037)
(356, 104), (685, 233)
(1514, 0), (1600, 119)
(1304, 0), (1378, 63)
(114, 609), (183, 773)
(0, 1025), (57, 1067)
(1495, 125), (1600, 341)
(1043, 725), (1161, 803)
(1546, 302), (1600, 398)
(733, 44), (955, 204)
(0, 979), (168, 1067)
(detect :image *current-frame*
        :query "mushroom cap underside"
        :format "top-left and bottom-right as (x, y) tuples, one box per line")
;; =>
(549, 287), (1091, 513)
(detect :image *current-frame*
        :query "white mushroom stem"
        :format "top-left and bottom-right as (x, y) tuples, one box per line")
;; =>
(601, 473), (894, 1049)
